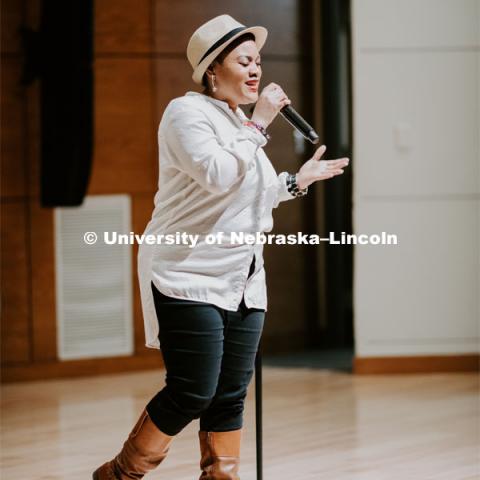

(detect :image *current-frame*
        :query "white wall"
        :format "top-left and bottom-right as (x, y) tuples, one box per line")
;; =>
(351, 0), (479, 357)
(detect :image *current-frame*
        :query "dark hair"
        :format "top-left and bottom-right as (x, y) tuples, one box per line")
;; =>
(201, 32), (256, 90)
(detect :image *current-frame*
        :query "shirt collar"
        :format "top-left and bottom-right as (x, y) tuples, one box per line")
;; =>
(185, 91), (249, 123)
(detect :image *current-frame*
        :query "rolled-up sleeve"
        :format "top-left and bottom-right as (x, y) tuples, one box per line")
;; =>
(165, 106), (268, 194)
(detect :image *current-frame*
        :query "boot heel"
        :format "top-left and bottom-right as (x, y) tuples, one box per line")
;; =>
(92, 408), (174, 479)
(199, 429), (242, 479)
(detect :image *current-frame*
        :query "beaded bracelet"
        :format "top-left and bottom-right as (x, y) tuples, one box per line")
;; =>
(243, 120), (271, 141)
(286, 173), (308, 197)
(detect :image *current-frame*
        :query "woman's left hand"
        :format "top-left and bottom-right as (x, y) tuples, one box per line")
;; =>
(296, 145), (349, 190)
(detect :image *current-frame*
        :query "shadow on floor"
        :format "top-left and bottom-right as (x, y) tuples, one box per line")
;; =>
(262, 347), (354, 372)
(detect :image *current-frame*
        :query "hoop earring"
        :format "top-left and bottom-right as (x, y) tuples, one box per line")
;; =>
(211, 75), (217, 93)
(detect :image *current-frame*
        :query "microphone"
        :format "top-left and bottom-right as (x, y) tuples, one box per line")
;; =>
(279, 105), (319, 144)
(249, 104), (319, 144)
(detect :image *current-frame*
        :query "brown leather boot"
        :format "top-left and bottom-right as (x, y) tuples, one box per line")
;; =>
(92, 408), (174, 479)
(198, 429), (242, 480)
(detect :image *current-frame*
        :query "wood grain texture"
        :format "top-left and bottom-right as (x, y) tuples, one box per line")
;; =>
(0, 0), (23, 54)
(1, 367), (478, 479)
(1, 354), (163, 383)
(258, 58), (309, 344)
(29, 200), (57, 362)
(0, 201), (31, 364)
(152, 58), (197, 121)
(355, 354), (480, 374)
(95, 0), (153, 53)
(152, 0), (303, 56)
(1, 0), (326, 382)
(25, 78), (41, 199)
(0, 59), (26, 199)
(89, 57), (157, 195)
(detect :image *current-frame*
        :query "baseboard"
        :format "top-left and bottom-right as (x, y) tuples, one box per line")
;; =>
(354, 354), (479, 374)
(1, 351), (164, 383)
(2, 332), (308, 383)
(5, 350), (476, 383)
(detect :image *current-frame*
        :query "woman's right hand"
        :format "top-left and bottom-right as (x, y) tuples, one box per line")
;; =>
(251, 83), (291, 128)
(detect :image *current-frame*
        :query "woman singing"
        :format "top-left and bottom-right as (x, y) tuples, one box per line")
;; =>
(93, 14), (349, 480)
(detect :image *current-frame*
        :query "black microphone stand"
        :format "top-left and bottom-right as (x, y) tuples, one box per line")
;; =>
(255, 340), (263, 480)
(250, 101), (318, 480)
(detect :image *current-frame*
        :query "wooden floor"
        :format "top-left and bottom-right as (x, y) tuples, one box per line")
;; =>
(1, 367), (479, 479)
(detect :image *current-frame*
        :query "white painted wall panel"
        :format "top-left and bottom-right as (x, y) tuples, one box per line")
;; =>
(355, 0), (479, 49)
(352, 0), (479, 358)
(355, 51), (478, 197)
(353, 200), (479, 356)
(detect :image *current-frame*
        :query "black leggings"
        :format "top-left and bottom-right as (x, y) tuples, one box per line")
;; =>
(146, 257), (265, 435)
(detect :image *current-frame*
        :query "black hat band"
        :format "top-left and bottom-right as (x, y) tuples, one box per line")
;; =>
(197, 26), (248, 66)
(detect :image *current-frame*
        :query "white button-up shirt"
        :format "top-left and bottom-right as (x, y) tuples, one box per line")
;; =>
(138, 91), (297, 349)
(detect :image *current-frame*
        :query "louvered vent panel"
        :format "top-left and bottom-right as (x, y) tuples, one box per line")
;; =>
(55, 195), (133, 360)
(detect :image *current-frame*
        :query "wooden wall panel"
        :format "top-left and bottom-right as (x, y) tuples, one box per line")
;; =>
(29, 202), (56, 362)
(25, 81), (41, 199)
(1, 0), (31, 367)
(0, 201), (31, 364)
(0, 0), (22, 54)
(152, 58), (199, 121)
(95, 0), (152, 53)
(2, 0), (313, 382)
(1, 60), (26, 199)
(89, 58), (157, 195)
(152, 0), (302, 56)
(259, 60), (307, 343)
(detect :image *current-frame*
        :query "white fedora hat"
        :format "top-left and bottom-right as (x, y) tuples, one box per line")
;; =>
(187, 14), (268, 85)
